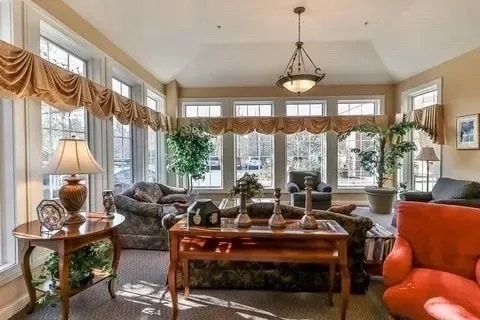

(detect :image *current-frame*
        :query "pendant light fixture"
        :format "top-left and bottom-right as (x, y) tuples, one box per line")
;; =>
(276, 7), (325, 95)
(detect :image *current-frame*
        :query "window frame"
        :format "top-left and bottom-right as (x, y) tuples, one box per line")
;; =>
(182, 102), (224, 189)
(234, 101), (275, 189)
(400, 78), (443, 191)
(145, 89), (166, 183)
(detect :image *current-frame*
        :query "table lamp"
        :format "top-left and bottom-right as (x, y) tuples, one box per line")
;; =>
(44, 137), (103, 224)
(416, 146), (439, 191)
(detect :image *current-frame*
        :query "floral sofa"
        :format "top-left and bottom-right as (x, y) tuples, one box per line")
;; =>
(114, 182), (188, 250)
(165, 202), (373, 294)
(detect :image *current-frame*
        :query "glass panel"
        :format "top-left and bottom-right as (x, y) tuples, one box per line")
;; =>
(337, 101), (378, 188)
(112, 78), (132, 193)
(235, 104), (274, 188)
(183, 104), (223, 188)
(40, 38), (88, 204)
(286, 102), (327, 181)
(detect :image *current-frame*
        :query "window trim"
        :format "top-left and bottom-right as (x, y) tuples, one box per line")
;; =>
(145, 89), (166, 183)
(400, 78), (443, 190)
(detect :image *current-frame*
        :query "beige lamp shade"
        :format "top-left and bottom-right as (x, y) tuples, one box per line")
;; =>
(44, 138), (104, 175)
(416, 147), (440, 162)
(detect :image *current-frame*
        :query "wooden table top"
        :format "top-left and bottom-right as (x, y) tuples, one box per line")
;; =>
(170, 218), (349, 240)
(12, 213), (124, 240)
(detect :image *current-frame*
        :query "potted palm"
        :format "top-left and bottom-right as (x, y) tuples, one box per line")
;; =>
(337, 121), (423, 214)
(167, 124), (215, 191)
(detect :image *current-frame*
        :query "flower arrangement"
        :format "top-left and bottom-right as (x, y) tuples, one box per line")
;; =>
(228, 172), (264, 199)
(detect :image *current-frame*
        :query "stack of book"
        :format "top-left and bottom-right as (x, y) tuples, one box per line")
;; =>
(364, 224), (396, 264)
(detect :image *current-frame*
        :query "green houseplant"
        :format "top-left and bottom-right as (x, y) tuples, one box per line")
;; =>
(337, 121), (423, 213)
(32, 240), (113, 307)
(228, 172), (264, 200)
(166, 124), (215, 191)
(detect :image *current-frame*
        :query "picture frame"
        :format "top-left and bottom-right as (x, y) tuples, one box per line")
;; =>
(36, 199), (66, 231)
(456, 114), (479, 149)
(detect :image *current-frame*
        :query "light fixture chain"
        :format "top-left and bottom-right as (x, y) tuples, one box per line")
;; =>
(297, 9), (301, 43)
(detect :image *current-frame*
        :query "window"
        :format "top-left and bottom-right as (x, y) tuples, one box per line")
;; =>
(286, 102), (327, 180)
(410, 87), (440, 191)
(112, 78), (133, 194)
(337, 101), (379, 188)
(184, 104), (222, 188)
(146, 95), (158, 182)
(40, 37), (88, 200)
(235, 103), (274, 188)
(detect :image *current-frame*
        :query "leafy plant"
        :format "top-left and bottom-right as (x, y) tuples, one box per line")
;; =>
(228, 172), (264, 199)
(337, 121), (424, 188)
(166, 124), (215, 191)
(32, 240), (113, 308)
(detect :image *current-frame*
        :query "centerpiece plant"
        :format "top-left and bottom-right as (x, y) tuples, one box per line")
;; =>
(337, 120), (424, 213)
(166, 124), (215, 191)
(228, 172), (264, 200)
(32, 240), (113, 307)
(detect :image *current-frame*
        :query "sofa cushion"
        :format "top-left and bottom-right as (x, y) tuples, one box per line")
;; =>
(327, 204), (357, 216)
(384, 268), (480, 320)
(432, 178), (480, 200)
(133, 188), (155, 203)
(292, 191), (332, 201)
(124, 182), (163, 203)
(288, 171), (321, 190)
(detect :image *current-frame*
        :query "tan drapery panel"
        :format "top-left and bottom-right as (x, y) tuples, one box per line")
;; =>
(0, 40), (170, 131)
(178, 115), (388, 135)
(395, 104), (444, 144)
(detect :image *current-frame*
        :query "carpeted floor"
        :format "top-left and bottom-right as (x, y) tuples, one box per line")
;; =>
(14, 250), (390, 320)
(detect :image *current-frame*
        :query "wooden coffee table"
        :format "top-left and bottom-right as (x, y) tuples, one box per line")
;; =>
(168, 218), (350, 320)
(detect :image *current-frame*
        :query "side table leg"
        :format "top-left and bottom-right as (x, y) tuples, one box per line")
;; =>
(59, 252), (72, 320)
(339, 239), (350, 320)
(182, 259), (189, 299)
(108, 230), (122, 299)
(327, 263), (334, 306)
(168, 234), (179, 320)
(21, 243), (36, 313)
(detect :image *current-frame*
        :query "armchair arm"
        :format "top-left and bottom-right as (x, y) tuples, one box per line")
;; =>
(430, 198), (480, 208)
(114, 195), (163, 217)
(399, 191), (433, 202)
(383, 236), (413, 287)
(316, 182), (332, 193)
(286, 182), (300, 193)
(476, 259), (480, 284)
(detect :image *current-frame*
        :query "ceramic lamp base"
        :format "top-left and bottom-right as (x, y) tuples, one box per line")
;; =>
(59, 175), (87, 225)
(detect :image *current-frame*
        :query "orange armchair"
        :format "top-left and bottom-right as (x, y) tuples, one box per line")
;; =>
(383, 201), (480, 320)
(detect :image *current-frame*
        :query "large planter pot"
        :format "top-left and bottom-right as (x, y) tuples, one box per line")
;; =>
(364, 186), (397, 214)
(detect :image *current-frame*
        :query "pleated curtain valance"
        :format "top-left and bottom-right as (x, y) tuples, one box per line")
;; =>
(395, 104), (444, 144)
(178, 115), (389, 135)
(0, 40), (171, 131)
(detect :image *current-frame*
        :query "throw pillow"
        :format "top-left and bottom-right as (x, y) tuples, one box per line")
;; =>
(133, 188), (155, 203)
(327, 204), (357, 216)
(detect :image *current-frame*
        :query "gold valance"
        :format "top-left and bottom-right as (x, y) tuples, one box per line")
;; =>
(178, 115), (388, 135)
(395, 104), (444, 144)
(0, 40), (170, 131)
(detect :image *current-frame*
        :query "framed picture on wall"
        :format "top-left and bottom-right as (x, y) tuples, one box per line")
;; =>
(456, 114), (480, 149)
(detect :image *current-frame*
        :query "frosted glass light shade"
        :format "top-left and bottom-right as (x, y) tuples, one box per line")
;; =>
(276, 74), (324, 95)
(45, 138), (104, 175)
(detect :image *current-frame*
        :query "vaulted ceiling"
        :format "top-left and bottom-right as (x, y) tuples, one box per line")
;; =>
(62, 0), (480, 87)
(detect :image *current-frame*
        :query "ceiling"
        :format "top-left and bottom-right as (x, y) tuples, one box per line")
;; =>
(61, 0), (480, 87)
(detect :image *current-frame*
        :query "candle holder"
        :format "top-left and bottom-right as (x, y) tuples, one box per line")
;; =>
(300, 176), (318, 230)
(268, 187), (286, 229)
(234, 182), (252, 228)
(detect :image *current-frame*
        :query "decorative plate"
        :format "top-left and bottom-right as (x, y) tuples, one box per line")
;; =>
(36, 199), (66, 231)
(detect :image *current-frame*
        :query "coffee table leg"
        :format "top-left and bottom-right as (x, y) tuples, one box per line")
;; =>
(108, 229), (122, 298)
(182, 259), (190, 299)
(328, 263), (334, 306)
(168, 234), (179, 320)
(21, 243), (36, 313)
